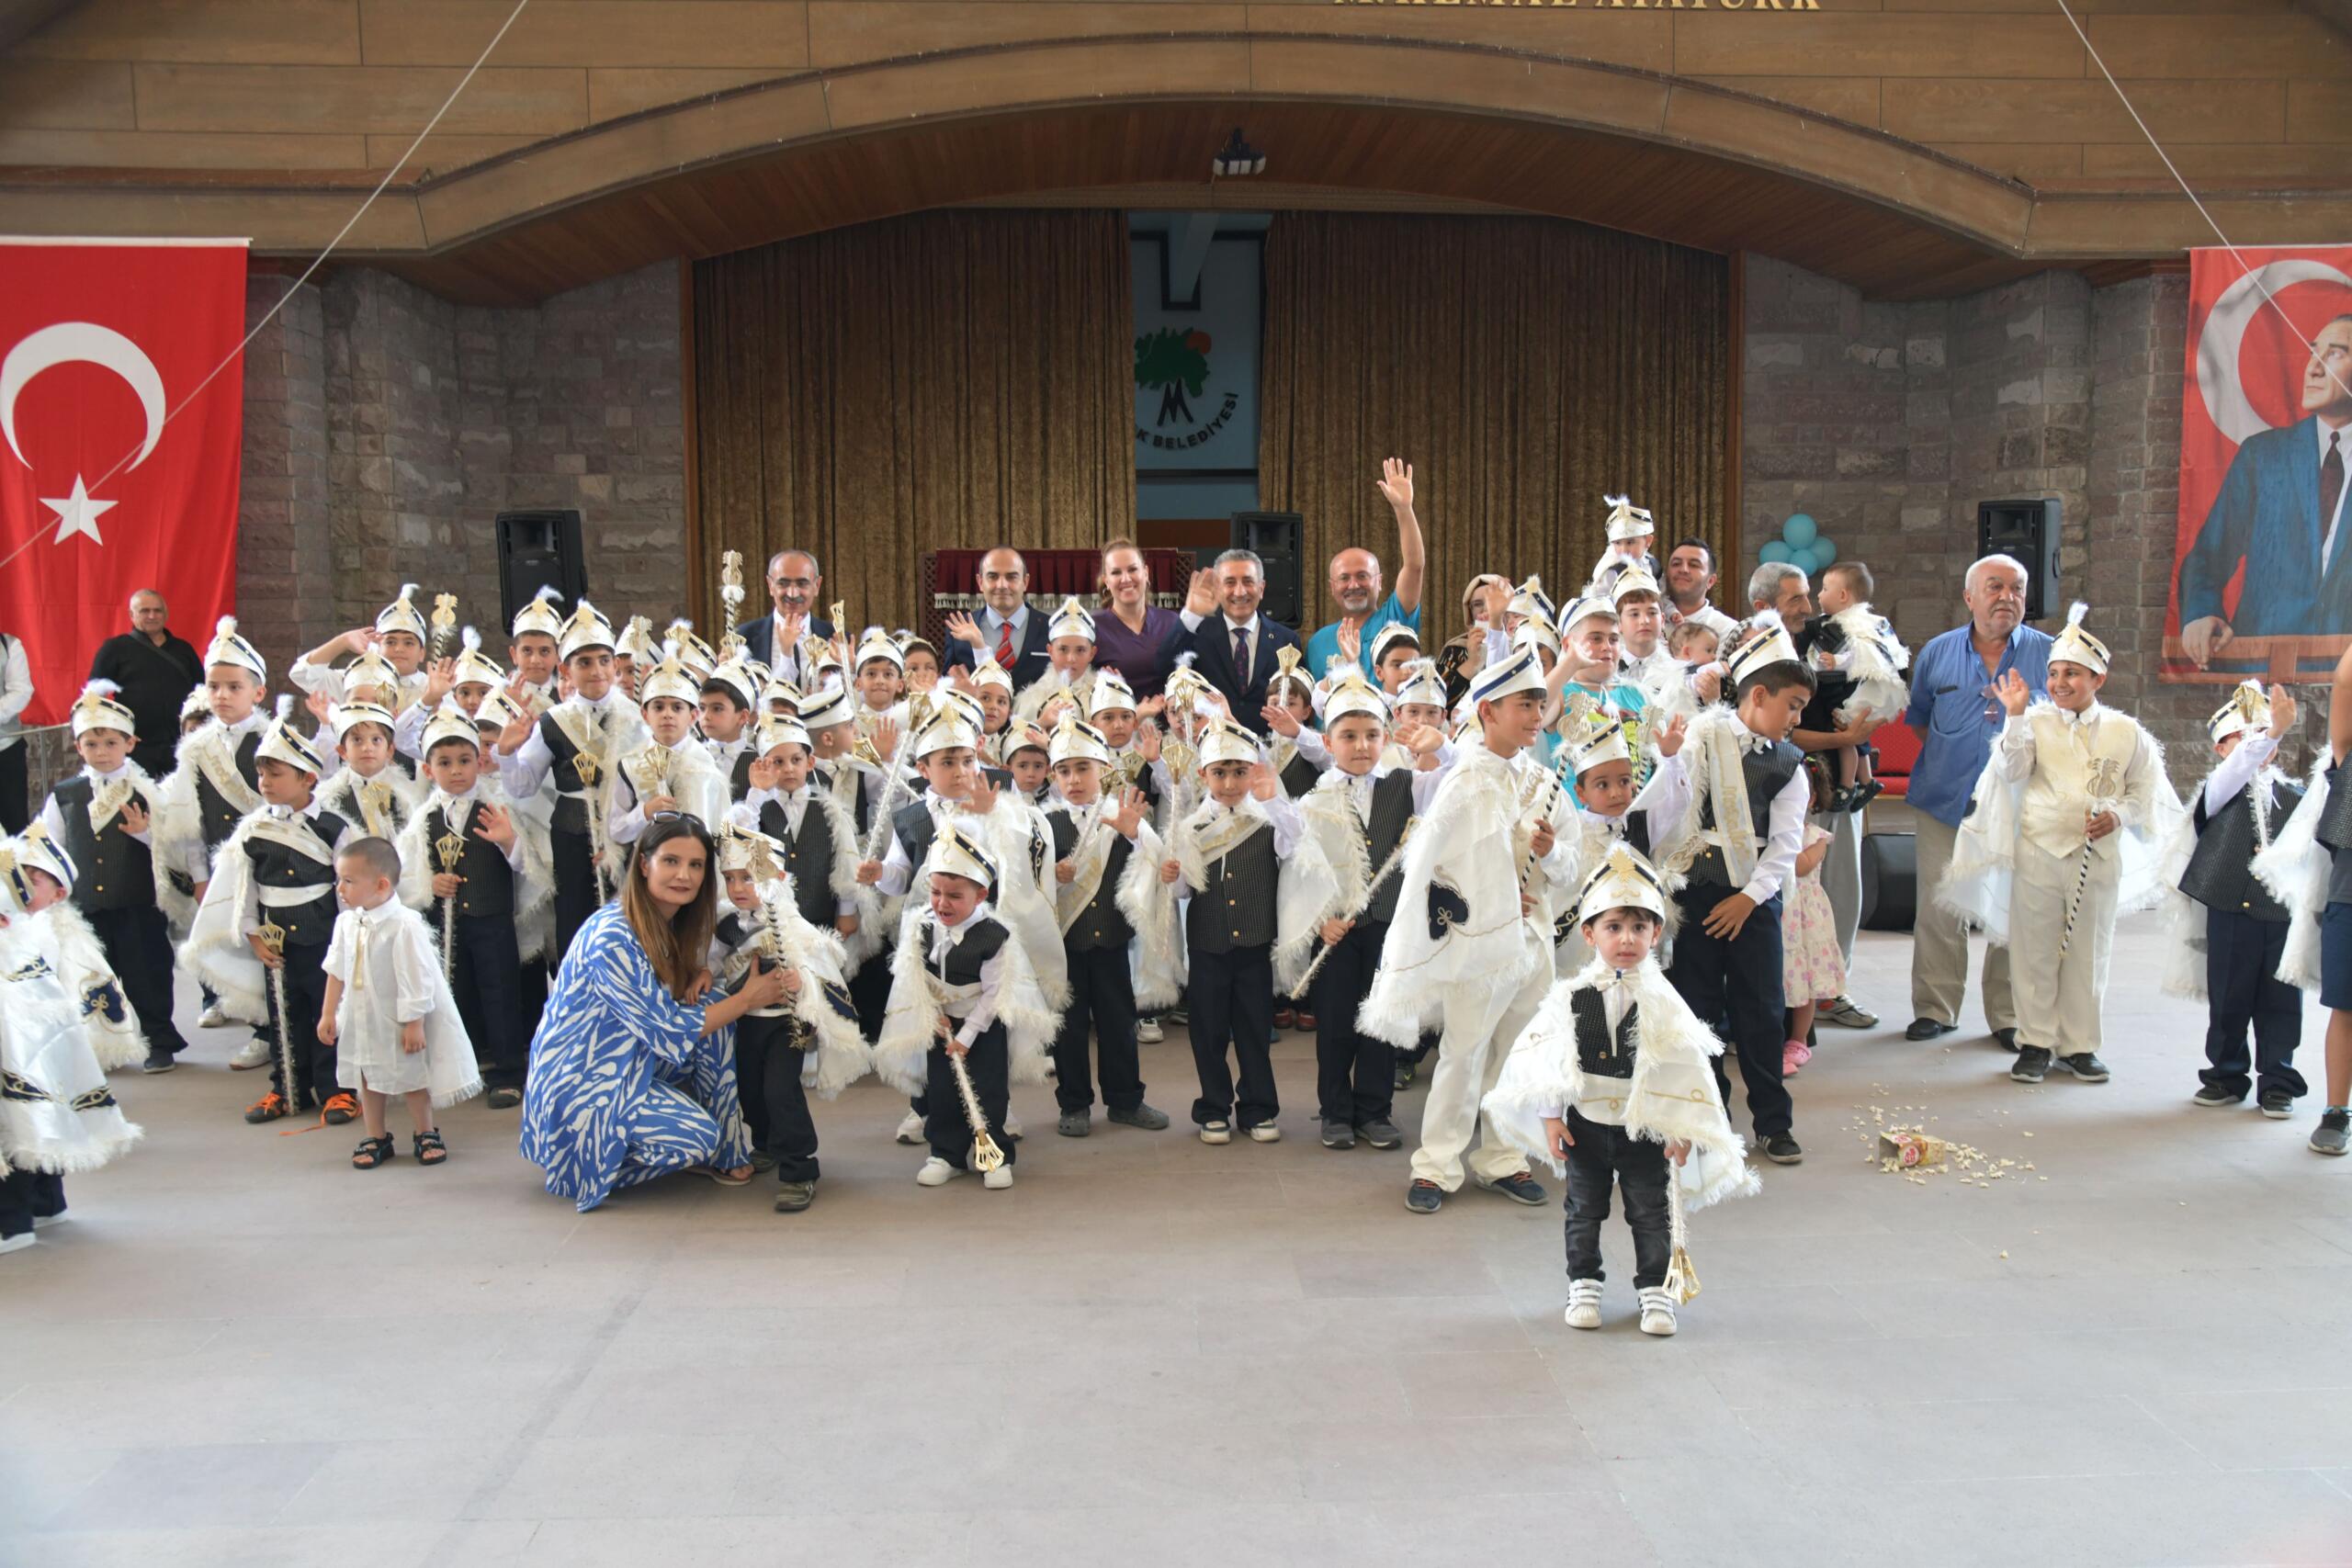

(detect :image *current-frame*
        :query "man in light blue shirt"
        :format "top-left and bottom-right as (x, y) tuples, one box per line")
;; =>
(1901, 553), (2052, 1047)
(1306, 457), (1426, 679)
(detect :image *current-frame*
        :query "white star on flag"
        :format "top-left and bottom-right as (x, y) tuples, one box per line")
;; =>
(40, 473), (115, 545)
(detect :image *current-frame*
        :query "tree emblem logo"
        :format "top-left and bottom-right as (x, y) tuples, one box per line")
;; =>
(1136, 327), (1213, 427)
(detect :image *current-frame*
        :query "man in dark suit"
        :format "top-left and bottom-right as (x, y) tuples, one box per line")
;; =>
(733, 548), (836, 682)
(86, 589), (205, 777)
(2178, 314), (2352, 673)
(1182, 548), (1303, 736)
(942, 547), (1052, 688)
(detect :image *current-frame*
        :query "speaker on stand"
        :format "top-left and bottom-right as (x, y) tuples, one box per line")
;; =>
(1975, 499), (2061, 622)
(495, 510), (589, 627)
(1228, 510), (1304, 628)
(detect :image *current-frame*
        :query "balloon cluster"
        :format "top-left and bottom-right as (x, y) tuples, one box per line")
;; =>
(1760, 513), (1838, 575)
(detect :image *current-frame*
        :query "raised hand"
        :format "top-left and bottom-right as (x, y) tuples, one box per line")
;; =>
(1654, 712), (1689, 759)
(1135, 725), (1162, 762)
(422, 657), (457, 705)
(1247, 762), (1278, 802)
(967, 773), (1002, 816)
(1337, 622), (1363, 666)
(303, 689), (334, 725)
(873, 715), (899, 761)
(1996, 669), (2030, 717)
(1104, 786), (1148, 838)
(1184, 569), (1218, 619)
(1396, 720), (1443, 758)
(119, 798), (150, 835)
(495, 682), (537, 754)
(1261, 700), (1301, 739)
(747, 756), (779, 792)
(2269, 686), (2298, 739)
(1375, 456), (1414, 513)
(944, 611), (985, 650)
(475, 802), (515, 848)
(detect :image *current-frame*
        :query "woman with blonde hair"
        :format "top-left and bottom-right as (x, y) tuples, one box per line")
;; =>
(1091, 537), (1190, 701)
(519, 814), (790, 1211)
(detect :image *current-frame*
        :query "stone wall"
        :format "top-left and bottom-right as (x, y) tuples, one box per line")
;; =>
(1742, 254), (2332, 787)
(237, 260), (687, 676)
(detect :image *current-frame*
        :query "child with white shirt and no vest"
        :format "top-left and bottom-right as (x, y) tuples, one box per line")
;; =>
(1161, 718), (1303, 1145)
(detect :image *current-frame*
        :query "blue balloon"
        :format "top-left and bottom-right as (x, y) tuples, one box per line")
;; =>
(1782, 513), (1818, 548)
(1810, 538), (1838, 572)
(1758, 541), (1791, 565)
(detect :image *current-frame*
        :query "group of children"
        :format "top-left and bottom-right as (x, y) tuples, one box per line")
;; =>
(12, 502), (2352, 1342)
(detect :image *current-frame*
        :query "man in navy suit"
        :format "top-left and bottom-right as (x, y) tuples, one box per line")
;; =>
(943, 547), (1053, 688)
(2179, 315), (2352, 673)
(733, 548), (836, 682)
(1182, 549), (1304, 735)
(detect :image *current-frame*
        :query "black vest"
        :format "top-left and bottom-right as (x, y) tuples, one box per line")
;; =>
(2323, 762), (2352, 906)
(893, 797), (938, 875)
(924, 915), (1010, 997)
(52, 774), (155, 914)
(1048, 807), (1136, 952)
(1185, 815), (1278, 954)
(1331, 771), (1416, 928)
(729, 749), (756, 803)
(1568, 987), (1639, 1083)
(817, 763), (871, 838)
(756, 792), (839, 930)
(424, 797), (514, 920)
(1279, 750), (1322, 800)
(1688, 740), (1802, 891)
(243, 807), (349, 946)
(194, 731), (264, 851)
(2183, 775), (2303, 922)
(537, 711), (603, 836)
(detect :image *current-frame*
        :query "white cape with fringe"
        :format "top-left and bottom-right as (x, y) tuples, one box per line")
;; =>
(1481, 957), (1757, 1213)
(718, 879), (872, 1099)
(0, 909), (142, 1174)
(395, 779), (560, 964)
(869, 906), (1059, 1096)
(2253, 752), (2337, 992)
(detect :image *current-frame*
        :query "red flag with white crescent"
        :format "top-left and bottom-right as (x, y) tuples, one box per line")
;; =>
(0, 238), (247, 726)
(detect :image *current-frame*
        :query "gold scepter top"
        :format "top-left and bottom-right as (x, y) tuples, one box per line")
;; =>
(429, 592), (459, 659)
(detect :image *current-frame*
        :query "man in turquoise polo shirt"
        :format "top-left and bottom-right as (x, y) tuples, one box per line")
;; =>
(1306, 457), (1426, 679)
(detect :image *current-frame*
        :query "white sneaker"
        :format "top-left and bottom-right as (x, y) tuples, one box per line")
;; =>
(915, 1156), (961, 1187)
(230, 1035), (273, 1070)
(1564, 1280), (1603, 1330)
(1200, 1120), (1232, 1145)
(1638, 1287), (1679, 1337)
(981, 1165), (1013, 1190)
(198, 1004), (231, 1030)
(895, 1111), (924, 1145)
(30, 1213), (68, 1229)
(1247, 1122), (1281, 1144)
(1003, 1112), (1023, 1140)
(1136, 1019), (1164, 1044)
(0, 1232), (34, 1255)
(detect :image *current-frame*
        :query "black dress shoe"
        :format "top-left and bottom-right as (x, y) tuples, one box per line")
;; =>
(485, 1087), (523, 1111)
(1992, 1027), (2019, 1053)
(1905, 1018), (1956, 1042)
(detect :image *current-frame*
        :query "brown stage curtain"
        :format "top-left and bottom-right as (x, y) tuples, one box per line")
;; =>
(1260, 213), (1732, 644)
(691, 210), (1134, 636)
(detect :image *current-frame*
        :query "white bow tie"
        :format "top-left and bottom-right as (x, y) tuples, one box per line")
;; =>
(1736, 731), (1776, 755)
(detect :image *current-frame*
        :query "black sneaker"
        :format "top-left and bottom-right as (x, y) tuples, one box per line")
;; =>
(485, 1087), (523, 1111)
(1905, 1017), (1956, 1042)
(1358, 1118), (1403, 1150)
(1393, 1061), (1417, 1091)
(1992, 1027), (2019, 1053)
(2057, 1052), (2110, 1083)
(2257, 1089), (2294, 1120)
(1405, 1179), (1443, 1214)
(1320, 1119), (1356, 1150)
(1057, 1110), (1091, 1138)
(141, 1048), (177, 1075)
(748, 1150), (779, 1173)
(2311, 1109), (2350, 1156)
(2010, 1046), (2052, 1084)
(774, 1180), (816, 1213)
(2192, 1083), (2244, 1108)
(1476, 1171), (1547, 1206)
(1762, 1133), (1804, 1165)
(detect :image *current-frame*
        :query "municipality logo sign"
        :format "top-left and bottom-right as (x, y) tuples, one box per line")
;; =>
(1135, 327), (1238, 452)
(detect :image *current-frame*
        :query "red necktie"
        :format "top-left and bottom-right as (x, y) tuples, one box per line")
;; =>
(997, 619), (1015, 667)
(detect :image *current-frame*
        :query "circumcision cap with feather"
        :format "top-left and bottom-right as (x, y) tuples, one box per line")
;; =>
(375, 582), (428, 642)
(1577, 841), (1669, 926)
(511, 583), (566, 643)
(422, 701), (482, 755)
(1323, 670), (1390, 727)
(1392, 657), (1448, 711)
(1506, 575), (1555, 626)
(330, 700), (398, 742)
(255, 694), (326, 775)
(1562, 692), (1632, 777)
(1724, 614), (1804, 687)
(1049, 711), (1113, 767)
(1088, 669), (1137, 717)
(70, 680), (136, 739)
(1468, 646), (1547, 707)
(1602, 493), (1656, 544)
(932, 821), (1000, 894)
(638, 645), (701, 707)
(910, 708), (981, 760)
(2049, 601), (2110, 677)
(1047, 595), (1097, 645)
(717, 820), (788, 878)
(853, 626), (905, 671)
(1199, 718), (1262, 769)
(558, 600), (617, 661)
(451, 627), (506, 690)
(2208, 680), (2271, 746)
(204, 615), (268, 681)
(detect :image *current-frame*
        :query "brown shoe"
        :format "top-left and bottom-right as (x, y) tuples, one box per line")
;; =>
(1273, 1009), (1295, 1028)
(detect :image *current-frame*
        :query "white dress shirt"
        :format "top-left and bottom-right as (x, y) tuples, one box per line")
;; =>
(2201, 731), (2278, 816)
(0, 632), (30, 753)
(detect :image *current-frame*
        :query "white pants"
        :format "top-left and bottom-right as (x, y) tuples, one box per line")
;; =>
(1409, 951), (1547, 1190)
(2007, 840), (2117, 1057)
(1910, 814), (2017, 1032)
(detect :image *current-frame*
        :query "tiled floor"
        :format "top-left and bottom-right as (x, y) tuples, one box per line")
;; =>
(5, 917), (2349, 1568)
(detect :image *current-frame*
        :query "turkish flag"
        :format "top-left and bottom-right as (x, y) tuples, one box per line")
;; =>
(0, 239), (247, 726)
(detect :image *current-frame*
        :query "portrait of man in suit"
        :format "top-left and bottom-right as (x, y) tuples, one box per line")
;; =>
(734, 548), (836, 675)
(2177, 313), (2352, 672)
(943, 546), (1054, 688)
(1185, 547), (1303, 734)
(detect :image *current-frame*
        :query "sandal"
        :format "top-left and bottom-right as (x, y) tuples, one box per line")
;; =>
(412, 1130), (448, 1167)
(350, 1134), (396, 1169)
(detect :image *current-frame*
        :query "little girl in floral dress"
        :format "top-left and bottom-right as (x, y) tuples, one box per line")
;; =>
(1781, 790), (1846, 1077)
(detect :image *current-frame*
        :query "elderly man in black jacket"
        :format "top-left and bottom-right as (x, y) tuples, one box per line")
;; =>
(86, 589), (204, 777)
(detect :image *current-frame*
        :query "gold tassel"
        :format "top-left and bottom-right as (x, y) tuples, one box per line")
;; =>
(1665, 1247), (1700, 1304)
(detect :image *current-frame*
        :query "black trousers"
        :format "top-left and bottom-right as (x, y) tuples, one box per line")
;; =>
(1187, 942), (1278, 1130)
(737, 1006), (820, 1182)
(549, 828), (602, 967)
(1562, 1108), (1672, 1289)
(1311, 919), (1394, 1126)
(2200, 908), (2307, 1100)
(0, 1166), (63, 1240)
(449, 911), (528, 1090)
(84, 904), (187, 1058)
(266, 939), (334, 1109)
(517, 955), (548, 1055)
(925, 1021), (1012, 1168)
(0, 743), (26, 833)
(1053, 943), (1142, 1113)
(1668, 886), (1793, 1138)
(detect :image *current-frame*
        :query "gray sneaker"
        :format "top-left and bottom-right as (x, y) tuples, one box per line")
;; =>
(2057, 1052), (2110, 1083)
(1106, 1102), (1170, 1131)
(1057, 1110), (1091, 1138)
(1358, 1118), (1403, 1149)
(2258, 1089), (2295, 1120)
(2192, 1083), (2244, 1108)
(1320, 1119), (1356, 1150)
(1817, 995), (1878, 1030)
(2011, 1046), (2052, 1084)
(2311, 1108), (2349, 1156)
(774, 1181), (816, 1213)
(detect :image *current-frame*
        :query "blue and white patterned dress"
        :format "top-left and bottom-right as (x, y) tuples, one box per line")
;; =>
(519, 903), (752, 1212)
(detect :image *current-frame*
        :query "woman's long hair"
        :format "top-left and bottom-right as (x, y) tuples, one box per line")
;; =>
(619, 815), (718, 1000)
(1098, 536), (1147, 608)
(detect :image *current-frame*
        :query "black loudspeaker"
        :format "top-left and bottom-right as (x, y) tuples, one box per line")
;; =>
(1859, 830), (1918, 932)
(495, 510), (588, 628)
(1975, 499), (2061, 621)
(1230, 510), (1304, 627)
